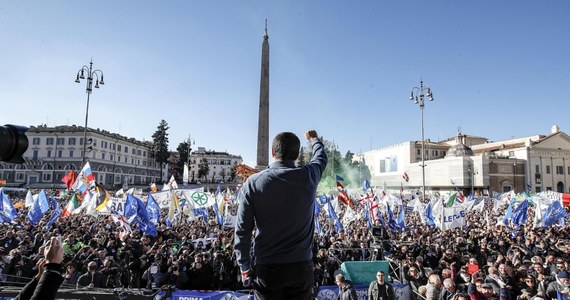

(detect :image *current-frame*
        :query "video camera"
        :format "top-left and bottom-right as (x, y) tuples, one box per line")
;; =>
(0, 124), (29, 163)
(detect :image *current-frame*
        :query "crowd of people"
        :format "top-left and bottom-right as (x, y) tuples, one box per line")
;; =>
(0, 186), (569, 300)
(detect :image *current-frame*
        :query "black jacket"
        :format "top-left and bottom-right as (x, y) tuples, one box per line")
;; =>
(14, 263), (64, 300)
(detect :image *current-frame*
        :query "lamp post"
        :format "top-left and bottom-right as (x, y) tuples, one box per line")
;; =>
(409, 80), (434, 201)
(513, 162), (517, 192)
(75, 60), (105, 164)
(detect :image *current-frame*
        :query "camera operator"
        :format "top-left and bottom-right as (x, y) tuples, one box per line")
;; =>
(158, 262), (188, 289)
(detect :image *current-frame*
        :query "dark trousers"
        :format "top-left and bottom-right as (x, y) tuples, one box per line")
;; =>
(253, 260), (314, 300)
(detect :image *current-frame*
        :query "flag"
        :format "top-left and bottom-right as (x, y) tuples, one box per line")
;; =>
(363, 179), (371, 192)
(338, 189), (353, 209)
(0, 189), (17, 223)
(168, 175), (178, 190)
(364, 202), (373, 228)
(183, 163), (189, 185)
(44, 196), (61, 230)
(111, 214), (132, 240)
(402, 172), (409, 182)
(396, 205), (406, 230)
(213, 187), (223, 225)
(62, 194), (81, 218)
(424, 202), (436, 226)
(441, 206), (467, 231)
(512, 200), (529, 226)
(168, 190), (180, 220)
(134, 196), (157, 236)
(446, 193), (458, 207)
(94, 184), (110, 211)
(25, 190), (34, 208)
(326, 199), (343, 233)
(503, 201), (514, 225)
(193, 208), (209, 222)
(146, 194), (161, 224)
(124, 194), (139, 219)
(61, 170), (77, 190)
(387, 204), (397, 231)
(71, 162), (95, 194)
(543, 200), (568, 227)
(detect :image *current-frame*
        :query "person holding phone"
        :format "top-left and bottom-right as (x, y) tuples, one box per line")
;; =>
(76, 261), (105, 289)
(15, 236), (64, 300)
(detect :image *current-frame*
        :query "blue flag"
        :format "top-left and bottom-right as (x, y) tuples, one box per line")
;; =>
(28, 190), (50, 226)
(213, 198), (223, 225)
(336, 175), (345, 182)
(512, 200), (529, 226)
(164, 215), (172, 228)
(326, 199), (342, 233)
(44, 196), (61, 230)
(364, 202), (372, 229)
(0, 189), (18, 223)
(363, 179), (371, 192)
(396, 205), (406, 230)
(503, 201), (514, 225)
(135, 196), (156, 236)
(425, 202), (436, 226)
(146, 194), (161, 225)
(124, 194), (139, 219)
(543, 200), (569, 227)
(193, 208), (209, 223)
(314, 202), (322, 234)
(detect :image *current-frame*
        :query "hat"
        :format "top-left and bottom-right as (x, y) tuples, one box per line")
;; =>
(558, 271), (569, 279)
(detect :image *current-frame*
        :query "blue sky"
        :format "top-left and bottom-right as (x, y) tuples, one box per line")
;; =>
(1, 1), (569, 166)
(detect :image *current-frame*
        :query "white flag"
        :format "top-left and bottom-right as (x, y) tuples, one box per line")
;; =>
(441, 206), (466, 231)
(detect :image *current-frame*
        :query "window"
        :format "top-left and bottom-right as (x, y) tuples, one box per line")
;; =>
(508, 151), (515, 158)
(69, 150), (73, 157)
(124, 146), (128, 153)
(137, 150), (141, 156)
(546, 166), (551, 174)
(58, 150), (62, 158)
(132, 148), (136, 154)
(16, 173), (24, 180)
(535, 174), (541, 184)
(536, 165), (540, 173)
(32, 137), (40, 145)
(43, 173), (51, 181)
(69, 138), (76, 145)
(33, 150), (38, 160)
(143, 151), (146, 157)
(417, 149), (420, 155)
(80, 138), (84, 145)
(57, 138), (65, 145)
(536, 187), (541, 193)
(117, 145), (122, 151)
(568, 166), (570, 175)
(556, 166), (564, 175)
(110, 154), (114, 161)
(124, 157), (127, 163)
(47, 150), (52, 158)
(546, 187), (552, 191)
(118, 156), (121, 162)
(46, 138), (54, 145)
(132, 158), (134, 164)
(101, 153), (105, 160)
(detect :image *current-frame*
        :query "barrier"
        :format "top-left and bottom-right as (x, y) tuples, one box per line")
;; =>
(340, 261), (390, 285)
(316, 283), (410, 300)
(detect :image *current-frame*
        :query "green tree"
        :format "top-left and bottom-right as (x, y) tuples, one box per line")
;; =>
(198, 158), (209, 182)
(219, 169), (227, 182)
(229, 162), (237, 182)
(152, 120), (170, 166)
(296, 146), (306, 166)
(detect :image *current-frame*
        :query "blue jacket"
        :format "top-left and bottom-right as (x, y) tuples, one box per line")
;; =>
(234, 140), (327, 272)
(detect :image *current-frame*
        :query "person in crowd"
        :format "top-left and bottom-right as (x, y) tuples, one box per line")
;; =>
(368, 271), (395, 300)
(546, 271), (570, 299)
(440, 278), (459, 300)
(335, 273), (357, 300)
(234, 130), (327, 300)
(62, 263), (81, 288)
(76, 261), (106, 289)
(426, 273), (443, 300)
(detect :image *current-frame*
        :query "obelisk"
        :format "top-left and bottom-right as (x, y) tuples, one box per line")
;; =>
(256, 20), (270, 170)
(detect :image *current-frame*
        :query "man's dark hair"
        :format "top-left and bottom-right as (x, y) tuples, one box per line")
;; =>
(272, 132), (300, 161)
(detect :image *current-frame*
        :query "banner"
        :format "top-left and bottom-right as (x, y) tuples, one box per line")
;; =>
(441, 206), (466, 231)
(151, 188), (204, 209)
(316, 283), (410, 300)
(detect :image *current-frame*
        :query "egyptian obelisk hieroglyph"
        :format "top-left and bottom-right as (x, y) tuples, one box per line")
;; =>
(256, 21), (270, 170)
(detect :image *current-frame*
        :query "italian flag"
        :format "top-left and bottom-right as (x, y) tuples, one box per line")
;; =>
(62, 194), (81, 217)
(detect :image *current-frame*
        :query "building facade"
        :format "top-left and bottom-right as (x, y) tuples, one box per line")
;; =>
(0, 125), (162, 188)
(359, 125), (570, 197)
(188, 147), (242, 183)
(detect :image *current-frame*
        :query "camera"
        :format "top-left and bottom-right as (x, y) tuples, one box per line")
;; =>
(0, 124), (29, 163)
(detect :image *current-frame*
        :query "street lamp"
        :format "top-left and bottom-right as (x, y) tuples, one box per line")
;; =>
(409, 80), (434, 201)
(75, 60), (105, 164)
(513, 162), (517, 192)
